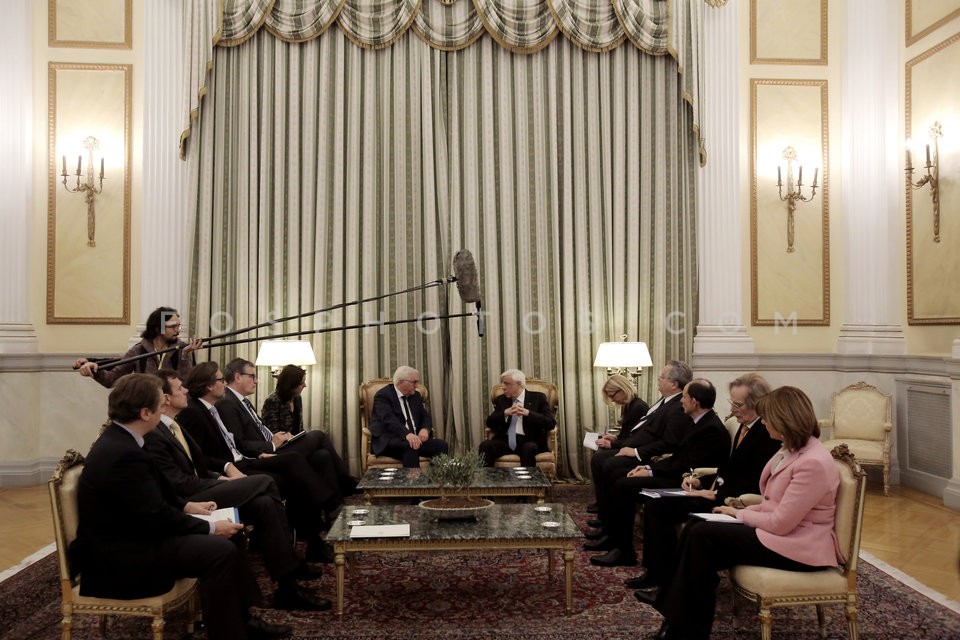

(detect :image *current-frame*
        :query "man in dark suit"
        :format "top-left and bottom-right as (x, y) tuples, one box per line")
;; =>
(145, 369), (330, 611)
(628, 373), (780, 603)
(216, 358), (356, 498)
(69, 374), (290, 640)
(587, 361), (694, 516)
(480, 368), (557, 468)
(589, 378), (731, 567)
(369, 365), (449, 467)
(176, 361), (339, 562)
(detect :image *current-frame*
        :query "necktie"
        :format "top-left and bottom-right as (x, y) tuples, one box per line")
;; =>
(507, 399), (520, 450)
(242, 397), (274, 442)
(735, 425), (749, 449)
(630, 397), (663, 432)
(167, 420), (193, 462)
(401, 396), (416, 433)
(209, 406), (244, 462)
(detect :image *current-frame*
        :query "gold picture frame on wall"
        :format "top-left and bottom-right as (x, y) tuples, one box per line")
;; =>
(905, 32), (960, 325)
(47, 63), (131, 325)
(751, 0), (828, 65)
(49, 0), (132, 49)
(750, 79), (830, 326)
(906, 0), (960, 48)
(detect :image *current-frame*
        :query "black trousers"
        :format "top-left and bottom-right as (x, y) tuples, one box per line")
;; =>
(381, 437), (449, 467)
(656, 520), (826, 640)
(479, 434), (544, 468)
(594, 455), (646, 520)
(185, 475), (299, 581)
(159, 534), (260, 640)
(639, 495), (715, 582)
(281, 431), (357, 496)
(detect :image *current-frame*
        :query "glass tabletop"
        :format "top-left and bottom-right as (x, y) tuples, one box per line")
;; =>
(357, 465), (551, 490)
(327, 502), (580, 542)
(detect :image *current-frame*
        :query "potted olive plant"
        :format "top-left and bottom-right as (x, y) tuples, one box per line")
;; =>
(419, 452), (493, 519)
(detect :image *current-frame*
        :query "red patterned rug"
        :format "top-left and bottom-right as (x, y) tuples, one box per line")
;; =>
(2, 484), (958, 639)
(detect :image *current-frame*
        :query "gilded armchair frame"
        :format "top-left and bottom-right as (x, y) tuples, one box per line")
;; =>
(729, 444), (867, 640)
(819, 381), (893, 495)
(483, 378), (559, 480)
(48, 450), (199, 640)
(359, 378), (430, 472)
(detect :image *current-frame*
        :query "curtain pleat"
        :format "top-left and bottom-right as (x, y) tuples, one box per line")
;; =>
(187, 26), (697, 479)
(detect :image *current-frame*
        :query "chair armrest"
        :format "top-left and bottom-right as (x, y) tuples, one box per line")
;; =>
(484, 427), (494, 440)
(725, 493), (762, 508)
(362, 426), (373, 438)
(817, 418), (833, 441)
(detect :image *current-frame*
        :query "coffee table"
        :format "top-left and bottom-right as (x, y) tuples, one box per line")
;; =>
(326, 503), (580, 615)
(357, 466), (551, 504)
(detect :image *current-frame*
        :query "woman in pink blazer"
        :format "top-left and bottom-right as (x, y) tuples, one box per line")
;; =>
(648, 386), (841, 640)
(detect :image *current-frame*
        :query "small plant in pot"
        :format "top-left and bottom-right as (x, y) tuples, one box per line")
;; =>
(419, 451), (493, 519)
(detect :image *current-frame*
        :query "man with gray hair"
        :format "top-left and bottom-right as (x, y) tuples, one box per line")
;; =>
(480, 369), (556, 468)
(369, 365), (449, 467)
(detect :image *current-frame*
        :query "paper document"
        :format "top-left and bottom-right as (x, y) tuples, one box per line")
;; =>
(191, 507), (240, 524)
(349, 524), (411, 539)
(583, 432), (600, 451)
(689, 512), (743, 523)
(640, 489), (691, 499)
(277, 431), (307, 449)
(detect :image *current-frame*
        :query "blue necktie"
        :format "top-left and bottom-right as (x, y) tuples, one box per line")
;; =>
(507, 399), (520, 450)
(209, 406), (243, 462)
(243, 397), (274, 442)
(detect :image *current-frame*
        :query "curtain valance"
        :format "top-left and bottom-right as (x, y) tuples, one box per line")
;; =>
(180, 0), (715, 161)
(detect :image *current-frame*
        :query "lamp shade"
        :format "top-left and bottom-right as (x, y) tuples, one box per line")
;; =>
(593, 341), (653, 369)
(255, 340), (317, 367)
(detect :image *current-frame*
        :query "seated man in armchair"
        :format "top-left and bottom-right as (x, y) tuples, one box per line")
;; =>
(480, 369), (556, 468)
(369, 365), (449, 468)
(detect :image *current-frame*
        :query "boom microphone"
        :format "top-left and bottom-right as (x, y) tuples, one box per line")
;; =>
(476, 301), (485, 338)
(452, 249), (481, 304)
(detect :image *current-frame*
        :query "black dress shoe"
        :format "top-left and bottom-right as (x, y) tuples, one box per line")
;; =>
(583, 527), (606, 540)
(624, 573), (659, 589)
(583, 535), (615, 551)
(586, 518), (604, 528)
(274, 586), (333, 611)
(305, 540), (335, 563)
(246, 616), (292, 639)
(293, 562), (324, 580)
(646, 621), (670, 640)
(634, 585), (661, 605)
(590, 548), (637, 567)
(586, 502), (600, 514)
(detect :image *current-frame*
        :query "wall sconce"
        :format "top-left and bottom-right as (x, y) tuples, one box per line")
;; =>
(593, 335), (653, 390)
(906, 121), (942, 243)
(61, 136), (105, 248)
(776, 146), (819, 253)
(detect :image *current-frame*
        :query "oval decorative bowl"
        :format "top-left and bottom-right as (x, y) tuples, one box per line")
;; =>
(418, 497), (494, 520)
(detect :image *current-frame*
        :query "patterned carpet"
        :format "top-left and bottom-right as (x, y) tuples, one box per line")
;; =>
(2, 484), (959, 639)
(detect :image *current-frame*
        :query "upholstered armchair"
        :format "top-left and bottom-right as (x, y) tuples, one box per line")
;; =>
(48, 450), (199, 640)
(359, 378), (430, 472)
(483, 378), (559, 480)
(819, 381), (893, 495)
(729, 444), (868, 640)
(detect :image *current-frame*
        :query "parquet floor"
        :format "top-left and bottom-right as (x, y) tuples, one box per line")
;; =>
(1, 482), (958, 601)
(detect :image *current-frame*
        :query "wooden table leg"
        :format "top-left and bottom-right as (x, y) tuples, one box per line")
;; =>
(547, 548), (555, 574)
(335, 551), (346, 615)
(563, 548), (574, 614)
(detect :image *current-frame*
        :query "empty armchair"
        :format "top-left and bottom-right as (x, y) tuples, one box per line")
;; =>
(819, 381), (893, 495)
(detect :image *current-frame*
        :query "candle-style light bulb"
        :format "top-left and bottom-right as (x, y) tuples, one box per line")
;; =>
(812, 168), (818, 188)
(100, 158), (104, 180)
(798, 165), (803, 186)
(905, 140), (913, 171)
(777, 166), (782, 186)
(61, 155), (67, 177)
(926, 143), (931, 167)
(76, 155), (82, 176)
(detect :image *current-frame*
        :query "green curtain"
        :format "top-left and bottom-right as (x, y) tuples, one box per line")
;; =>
(186, 24), (698, 480)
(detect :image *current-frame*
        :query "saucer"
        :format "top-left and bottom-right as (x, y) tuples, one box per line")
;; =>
(534, 506), (552, 513)
(347, 520), (365, 526)
(351, 509), (369, 516)
(541, 521), (560, 528)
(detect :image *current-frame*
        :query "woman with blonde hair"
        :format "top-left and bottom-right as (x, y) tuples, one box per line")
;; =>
(649, 386), (841, 640)
(601, 374), (649, 433)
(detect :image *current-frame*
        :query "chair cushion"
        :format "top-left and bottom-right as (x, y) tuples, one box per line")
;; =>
(730, 565), (847, 596)
(71, 577), (198, 609)
(820, 439), (884, 464)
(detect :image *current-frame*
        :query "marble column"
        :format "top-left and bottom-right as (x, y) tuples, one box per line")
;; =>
(835, 0), (905, 354)
(693, 2), (754, 354)
(141, 1), (192, 333)
(0, 0), (38, 353)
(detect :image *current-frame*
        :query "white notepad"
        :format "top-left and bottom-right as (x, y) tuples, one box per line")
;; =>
(689, 512), (743, 523)
(190, 507), (240, 524)
(349, 524), (411, 539)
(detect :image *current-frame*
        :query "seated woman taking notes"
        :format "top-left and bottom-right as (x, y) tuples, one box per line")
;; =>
(649, 386), (841, 640)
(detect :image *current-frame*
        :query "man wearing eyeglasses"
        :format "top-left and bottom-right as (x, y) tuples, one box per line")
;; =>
(216, 358), (357, 499)
(74, 306), (203, 388)
(369, 365), (449, 468)
(623, 373), (781, 605)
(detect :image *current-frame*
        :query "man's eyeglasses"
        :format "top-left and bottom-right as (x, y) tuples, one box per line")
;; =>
(214, 376), (226, 383)
(728, 398), (746, 409)
(239, 372), (258, 379)
(165, 323), (181, 330)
